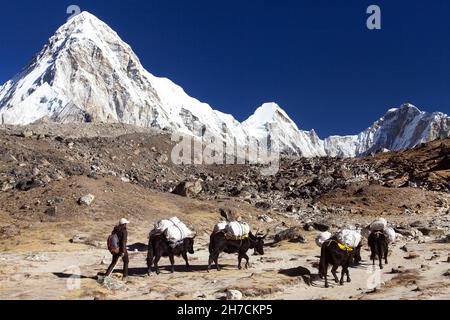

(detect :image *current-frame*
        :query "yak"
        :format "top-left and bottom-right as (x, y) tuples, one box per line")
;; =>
(146, 233), (195, 275)
(368, 231), (389, 269)
(208, 231), (267, 272)
(319, 238), (357, 288)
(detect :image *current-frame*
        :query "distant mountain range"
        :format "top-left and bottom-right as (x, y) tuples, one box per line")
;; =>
(1, 11), (449, 157)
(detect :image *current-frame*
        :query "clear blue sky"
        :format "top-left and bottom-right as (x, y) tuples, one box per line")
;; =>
(0, 0), (449, 137)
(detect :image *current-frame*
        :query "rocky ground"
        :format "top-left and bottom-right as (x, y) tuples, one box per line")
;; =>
(0, 123), (449, 300)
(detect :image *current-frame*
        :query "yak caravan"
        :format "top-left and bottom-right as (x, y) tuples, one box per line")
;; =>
(99, 216), (398, 291)
(1, 2), (450, 311)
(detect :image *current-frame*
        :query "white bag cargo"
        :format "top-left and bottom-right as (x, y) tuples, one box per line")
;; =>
(384, 227), (396, 243)
(150, 219), (172, 238)
(315, 232), (332, 247)
(213, 221), (228, 233)
(335, 229), (362, 249)
(225, 221), (250, 238)
(152, 217), (193, 242)
(154, 218), (178, 233)
(165, 221), (193, 242)
(370, 218), (387, 232)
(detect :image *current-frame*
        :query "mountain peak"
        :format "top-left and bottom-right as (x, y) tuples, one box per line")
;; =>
(400, 103), (418, 109)
(244, 102), (296, 127)
(53, 10), (116, 44)
(251, 102), (281, 121)
(387, 103), (421, 115)
(70, 11), (97, 20)
(66, 11), (104, 26)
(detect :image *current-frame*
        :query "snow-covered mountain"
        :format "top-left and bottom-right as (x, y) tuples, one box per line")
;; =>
(325, 104), (450, 157)
(0, 12), (249, 146)
(242, 103), (326, 157)
(1, 12), (449, 158)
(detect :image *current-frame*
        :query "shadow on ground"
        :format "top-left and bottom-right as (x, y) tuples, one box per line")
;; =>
(52, 272), (97, 280)
(279, 265), (324, 287)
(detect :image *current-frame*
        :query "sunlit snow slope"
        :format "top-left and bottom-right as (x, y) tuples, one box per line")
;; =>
(1, 12), (449, 157)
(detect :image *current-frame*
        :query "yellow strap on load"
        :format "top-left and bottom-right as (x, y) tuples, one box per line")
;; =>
(337, 242), (353, 251)
(225, 233), (249, 241)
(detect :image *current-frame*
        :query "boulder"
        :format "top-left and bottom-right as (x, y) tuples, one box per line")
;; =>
(303, 221), (330, 232)
(21, 130), (34, 138)
(1, 181), (14, 192)
(395, 226), (422, 238)
(400, 244), (418, 253)
(78, 194), (95, 206)
(156, 153), (169, 164)
(70, 234), (102, 248)
(314, 222), (330, 232)
(286, 205), (297, 213)
(255, 202), (271, 211)
(417, 227), (446, 237)
(47, 197), (64, 206)
(441, 234), (450, 243)
(219, 208), (237, 222)
(274, 227), (306, 243)
(410, 221), (428, 229)
(16, 179), (44, 191)
(172, 180), (202, 197)
(226, 289), (243, 300)
(273, 178), (289, 191)
(31, 168), (40, 177)
(121, 177), (131, 183)
(390, 266), (406, 274)
(258, 215), (274, 223)
(45, 206), (57, 216)
(404, 253), (421, 260)
(97, 276), (126, 290)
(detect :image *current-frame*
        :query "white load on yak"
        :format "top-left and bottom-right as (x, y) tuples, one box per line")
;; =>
(315, 232), (332, 247)
(335, 229), (362, 249)
(367, 218), (396, 243)
(226, 221), (251, 238)
(370, 218), (388, 232)
(213, 221), (251, 239)
(153, 217), (179, 233)
(213, 221), (228, 234)
(384, 227), (396, 243)
(151, 217), (194, 243)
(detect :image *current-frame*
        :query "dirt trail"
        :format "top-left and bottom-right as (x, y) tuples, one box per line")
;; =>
(1, 124), (449, 300)
(1, 232), (448, 300)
